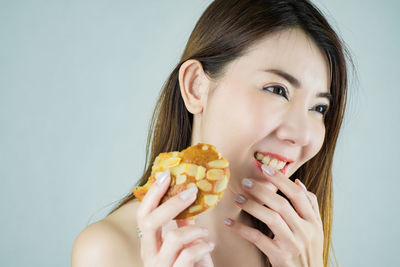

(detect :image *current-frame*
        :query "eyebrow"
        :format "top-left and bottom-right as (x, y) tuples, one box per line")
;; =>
(264, 68), (332, 103)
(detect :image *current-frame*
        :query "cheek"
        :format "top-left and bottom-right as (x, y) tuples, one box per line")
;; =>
(201, 89), (262, 157)
(316, 123), (326, 149)
(307, 123), (326, 160)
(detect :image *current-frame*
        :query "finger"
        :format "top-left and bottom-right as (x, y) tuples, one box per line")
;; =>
(261, 165), (315, 221)
(241, 178), (302, 233)
(157, 225), (209, 267)
(173, 240), (215, 267)
(305, 191), (321, 221)
(137, 170), (171, 220)
(146, 186), (198, 229)
(195, 253), (214, 267)
(233, 193), (294, 242)
(176, 218), (196, 228)
(295, 179), (322, 222)
(176, 218), (213, 267)
(223, 218), (278, 258)
(142, 186), (198, 259)
(136, 170), (171, 258)
(295, 178), (314, 206)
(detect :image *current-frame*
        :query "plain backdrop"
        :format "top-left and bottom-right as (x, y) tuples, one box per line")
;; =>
(1, 0), (399, 266)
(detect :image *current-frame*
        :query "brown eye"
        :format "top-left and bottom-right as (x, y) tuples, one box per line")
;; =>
(263, 85), (288, 100)
(312, 105), (329, 116)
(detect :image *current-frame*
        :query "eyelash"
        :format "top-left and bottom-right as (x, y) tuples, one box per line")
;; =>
(263, 85), (289, 100)
(262, 85), (330, 116)
(312, 105), (329, 116)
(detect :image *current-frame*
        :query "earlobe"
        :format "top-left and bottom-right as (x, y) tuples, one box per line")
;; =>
(178, 59), (209, 114)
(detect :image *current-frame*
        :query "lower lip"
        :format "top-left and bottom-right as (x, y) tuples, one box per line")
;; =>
(253, 157), (288, 175)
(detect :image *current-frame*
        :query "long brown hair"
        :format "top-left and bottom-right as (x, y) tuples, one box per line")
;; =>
(108, 1), (352, 266)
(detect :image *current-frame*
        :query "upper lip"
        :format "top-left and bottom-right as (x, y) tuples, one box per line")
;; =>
(255, 151), (295, 163)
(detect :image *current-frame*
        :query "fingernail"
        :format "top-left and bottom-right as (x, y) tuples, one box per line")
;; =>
(242, 178), (253, 188)
(155, 170), (170, 184)
(224, 218), (233, 226)
(234, 194), (247, 204)
(261, 164), (275, 176)
(208, 241), (215, 249)
(179, 186), (198, 200)
(296, 179), (307, 191)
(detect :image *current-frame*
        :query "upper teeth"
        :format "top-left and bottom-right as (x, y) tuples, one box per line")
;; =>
(256, 152), (287, 170)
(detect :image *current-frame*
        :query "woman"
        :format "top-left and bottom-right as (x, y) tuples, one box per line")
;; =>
(72, 0), (352, 266)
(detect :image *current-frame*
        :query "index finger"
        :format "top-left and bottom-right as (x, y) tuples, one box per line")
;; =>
(136, 170), (171, 259)
(261, 165), (315, 221)
(136, 170), (171, 220)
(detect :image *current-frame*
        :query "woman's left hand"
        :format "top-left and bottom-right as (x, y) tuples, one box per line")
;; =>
(224, 165), (324, 267)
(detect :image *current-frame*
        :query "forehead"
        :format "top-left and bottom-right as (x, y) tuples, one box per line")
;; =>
(224, 28), (330, 93)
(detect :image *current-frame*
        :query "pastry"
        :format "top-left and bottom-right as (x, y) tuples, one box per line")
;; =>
(132, 143), (230, 220)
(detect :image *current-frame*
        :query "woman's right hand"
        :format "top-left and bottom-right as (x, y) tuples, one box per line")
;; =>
(136, 170), (215, 267)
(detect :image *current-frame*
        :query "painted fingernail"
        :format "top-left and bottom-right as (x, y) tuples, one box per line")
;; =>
(234, 194), (247, 204)
(261, 164), (275, 176)
(242, 178), (253, 188)
(179, 186), (198, 200)
(155, 170), (170, 185)
(224, 218), (233, 226)
(296, 179), (307, 191)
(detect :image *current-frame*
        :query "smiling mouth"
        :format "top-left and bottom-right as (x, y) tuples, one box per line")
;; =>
(253, 152), (292, 175)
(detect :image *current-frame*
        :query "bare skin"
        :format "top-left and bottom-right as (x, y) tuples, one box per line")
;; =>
(102, 195), (265, 266)
(72, 28), (327, 267)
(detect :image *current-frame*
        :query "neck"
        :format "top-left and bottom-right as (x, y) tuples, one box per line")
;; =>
(195, 181), (248, 227)
(193, 184), (264, 266)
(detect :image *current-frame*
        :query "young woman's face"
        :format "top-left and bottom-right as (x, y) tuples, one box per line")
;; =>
(197, 28), (331, 193)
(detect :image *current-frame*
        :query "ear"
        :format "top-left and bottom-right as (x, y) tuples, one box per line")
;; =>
(178, 59), (210, 114)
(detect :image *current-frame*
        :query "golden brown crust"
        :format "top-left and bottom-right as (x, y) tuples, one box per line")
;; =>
(132, 143), (230, 220)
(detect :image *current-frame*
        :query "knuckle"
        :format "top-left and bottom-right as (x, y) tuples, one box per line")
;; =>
(281, 255), (294, 266)
(282, 202), (293, 215)
(268, 212), (282, 227)
(309, 192), (318, 203)
(287, 239), (303, 255)
(165, 230), (182, 245)
(277, 198), (290, 214)
(308, 191), (317, 198)
(248, 229), (263, 245)
(280, 247), (301, 266)
(293, 187), (305, 199)
(141, 218), (154, 232)
(179, 249), (196, 264)
(293, 243), (303, 255)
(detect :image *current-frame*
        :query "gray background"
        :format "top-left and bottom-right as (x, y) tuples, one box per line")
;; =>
(1, 0), (399, 266)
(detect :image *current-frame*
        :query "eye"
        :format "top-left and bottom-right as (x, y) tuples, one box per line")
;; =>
(262, 85), (288, 100)
(311, 104), (329, 116)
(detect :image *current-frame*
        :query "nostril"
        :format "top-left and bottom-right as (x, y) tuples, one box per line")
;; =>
(284, 139), (296, 145)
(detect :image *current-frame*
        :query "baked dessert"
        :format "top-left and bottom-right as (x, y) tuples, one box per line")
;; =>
(132, 143), (230, 220)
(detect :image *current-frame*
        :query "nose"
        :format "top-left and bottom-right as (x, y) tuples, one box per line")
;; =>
(275, 106), (311, 146)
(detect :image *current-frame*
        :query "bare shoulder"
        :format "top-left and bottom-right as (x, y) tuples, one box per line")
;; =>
(72, 200), (143, 267)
